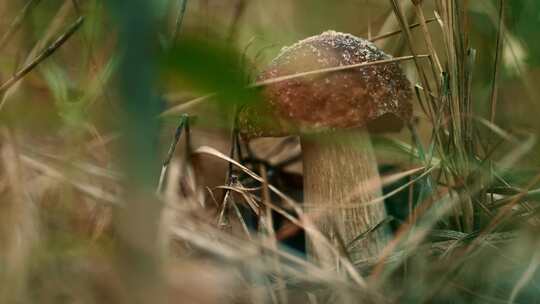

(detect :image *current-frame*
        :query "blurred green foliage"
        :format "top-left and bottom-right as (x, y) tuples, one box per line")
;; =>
(0, 1), (540, 303)
(161, 36), (260, 111)
(507, 1), (540, 66)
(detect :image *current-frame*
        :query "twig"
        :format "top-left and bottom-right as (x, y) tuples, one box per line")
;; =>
(0, 1), (73, 111)
(370, 17), (437, 42)
(194, 145), (368, 288)
(412, 2), (443, 82)
(0, 16), (85, 95)
(253, 54), (429, 87)
(388, 0), (433, 107)
(347, 217), (395, 250)
(157, 114), (190, 193)
(162, 55), (429, 116)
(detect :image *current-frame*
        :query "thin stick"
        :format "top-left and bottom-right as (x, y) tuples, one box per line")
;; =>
(162, 55), (429, 116)
(370, 18), (437, 42)
(0, 16), (85, 96)
(388, 0), (433, 107)
(412, 2), (443, 90)
(157, 114), (189, 193)
(253, 54), (429, 87)
(0, 0), (73, 111)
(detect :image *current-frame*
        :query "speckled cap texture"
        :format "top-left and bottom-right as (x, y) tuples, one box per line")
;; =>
(238, 31), (413, 138)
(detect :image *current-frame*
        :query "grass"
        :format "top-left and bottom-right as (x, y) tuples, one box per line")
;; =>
(0, 0), (539, 303)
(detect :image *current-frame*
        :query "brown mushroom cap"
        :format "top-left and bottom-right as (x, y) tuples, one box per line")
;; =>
(238, 30), (413, 138)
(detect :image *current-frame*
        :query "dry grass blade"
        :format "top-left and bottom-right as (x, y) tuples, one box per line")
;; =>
(161, 94), (216, 116)
(0, 0), (74, 109)
(489, 0), (505, 124)
(380, 166), (426, 187)
(0, 130), (38, 301)
(411, 1), (443, 83)
(370, 17), (437, 42)
(508, 249), (540, 303)
(258, 164), (288, 304)
(370, 188), (457, 283)
(20, 145), (121, 180)
(473, 116), (518, 143)
(388, 0), (434, 105)
(2, 1), (539, 302)
(371, 130), (535, 285)
(335, 165), (435, 209)
(169, 221), (345, 285)
(0, 16), (84, 104)
(19, 153), (120, 205)
(162, 55), (428, 115)
(193, 145), (368, 287)
(390, 134), (536, 299)
(252, 55), (429, 87)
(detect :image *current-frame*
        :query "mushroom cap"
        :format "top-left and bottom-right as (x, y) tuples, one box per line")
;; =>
(238, 30), (413, 138)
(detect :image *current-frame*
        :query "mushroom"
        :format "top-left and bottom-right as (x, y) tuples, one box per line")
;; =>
(239, 31), (412, 264)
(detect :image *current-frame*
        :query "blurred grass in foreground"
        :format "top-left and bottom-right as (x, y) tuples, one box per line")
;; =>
(0, 0), (539, 303)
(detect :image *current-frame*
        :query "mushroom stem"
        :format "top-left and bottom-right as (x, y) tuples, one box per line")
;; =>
(301, 129), (390, 265)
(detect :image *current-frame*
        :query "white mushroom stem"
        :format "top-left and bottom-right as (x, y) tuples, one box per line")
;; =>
(301, 129), (390, 265)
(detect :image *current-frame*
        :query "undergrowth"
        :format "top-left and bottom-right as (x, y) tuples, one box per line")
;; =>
(0, 1), (539, 303)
